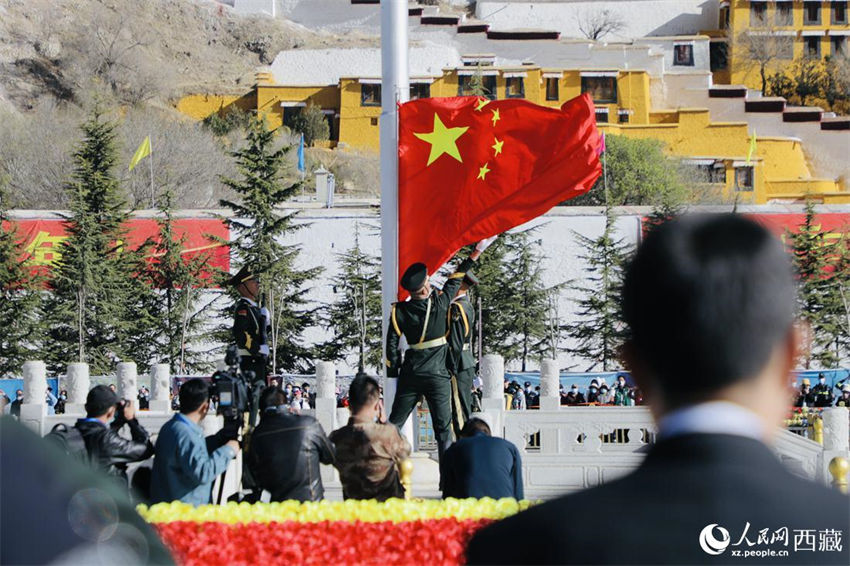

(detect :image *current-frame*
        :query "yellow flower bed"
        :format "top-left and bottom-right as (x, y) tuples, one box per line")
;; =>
(138, 497), (533, 525)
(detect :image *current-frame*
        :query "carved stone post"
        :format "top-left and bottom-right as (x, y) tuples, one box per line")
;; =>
(116, 362), (138, 402)
(539, 359), (561, 411)
(314, 361), (337, 435)
(149, 364), (171, 412)
(480, 354), (506, 436)
(822, 407), (850, 488)
(20, 361), (48, 434)
(65, 362), (90, 415)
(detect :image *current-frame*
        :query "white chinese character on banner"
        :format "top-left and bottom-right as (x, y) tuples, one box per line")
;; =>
(794, 529), (816, 552)
(818, 529), (843, 552)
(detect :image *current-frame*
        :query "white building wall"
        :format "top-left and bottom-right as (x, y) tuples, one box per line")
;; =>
(233, 0), (275, 17)
(476, 1), (720, 40)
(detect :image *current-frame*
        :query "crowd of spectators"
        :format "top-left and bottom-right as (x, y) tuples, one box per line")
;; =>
(794, 374), (849, 407)
(495, 376), (645, 409)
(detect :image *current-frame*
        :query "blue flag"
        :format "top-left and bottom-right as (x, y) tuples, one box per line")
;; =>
(297, 133), (305, 172)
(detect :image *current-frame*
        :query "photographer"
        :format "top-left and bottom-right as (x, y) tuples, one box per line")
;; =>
(150, 378), (240, 505)
(247, 387), (335, 502)
(73, 385), (154, 484)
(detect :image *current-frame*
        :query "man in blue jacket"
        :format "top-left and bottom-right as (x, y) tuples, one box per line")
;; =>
(150, 379), (240, 505)
(440, 417), (523, 500)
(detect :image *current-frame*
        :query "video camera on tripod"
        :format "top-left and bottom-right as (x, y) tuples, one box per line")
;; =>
(210, 345), (253, 421)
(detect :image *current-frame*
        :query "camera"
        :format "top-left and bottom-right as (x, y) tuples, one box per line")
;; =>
(211, 345), (252, 421)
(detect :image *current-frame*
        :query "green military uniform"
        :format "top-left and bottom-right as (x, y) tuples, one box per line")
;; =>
(232, 296), (269, 384)
(387, 257), (475, 459)
(448, 293), (476, 437)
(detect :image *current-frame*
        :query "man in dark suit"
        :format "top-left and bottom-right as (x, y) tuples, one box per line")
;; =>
(441, 417), (523, 500)
(467, 214), (850, 565)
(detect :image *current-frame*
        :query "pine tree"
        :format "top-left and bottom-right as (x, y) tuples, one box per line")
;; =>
(43, 111), (157, 373)
(144, 189), (217, 373)
(0, 180), (43, 375)
(788, 201), (845, 368)
(318, 224), (382, 373)
(220, 119), (322, 373)
(565, 205), (633, 371)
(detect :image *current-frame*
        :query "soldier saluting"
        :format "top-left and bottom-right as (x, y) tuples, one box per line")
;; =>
(227, 265), (270, 384)
(386, 236), (496, 459)
(448, 272), (479, 437)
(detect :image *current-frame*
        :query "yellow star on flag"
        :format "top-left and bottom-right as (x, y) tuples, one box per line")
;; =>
(414, 113), (469, 166)
(492, 137), (504, 156)
(491, 108), (501, 126)
(475, 98), (489, 112)
(477, 162), (491, 180)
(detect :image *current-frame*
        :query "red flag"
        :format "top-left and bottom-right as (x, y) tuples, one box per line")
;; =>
(398, 93), (601, 298)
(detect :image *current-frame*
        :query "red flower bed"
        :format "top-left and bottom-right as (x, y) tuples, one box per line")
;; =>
(156, 518), (494, 566)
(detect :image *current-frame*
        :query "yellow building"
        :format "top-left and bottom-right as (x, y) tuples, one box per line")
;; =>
(708, 0), (850, 89)
(177, 54), (848, 204)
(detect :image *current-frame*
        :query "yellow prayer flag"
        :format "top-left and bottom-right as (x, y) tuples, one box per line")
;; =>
(746, 130), (756, 165)
(129, 136), (151, 171)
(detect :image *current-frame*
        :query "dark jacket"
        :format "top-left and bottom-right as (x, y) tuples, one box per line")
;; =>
(447, 295), (476, 376)
(74, 418), (154, 482)
(467, 434), (850, 565)
(247, 411), (335, 502)
(441, 431), (523, 500)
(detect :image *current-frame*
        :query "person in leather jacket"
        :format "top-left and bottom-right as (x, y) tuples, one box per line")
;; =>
(74, 385), (154, 484)
(247, 387), (335, 502)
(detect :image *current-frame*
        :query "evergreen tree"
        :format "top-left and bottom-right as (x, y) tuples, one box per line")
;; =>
(565, 205), (633, 371)
(144, 189), (217, 373)
(292, 103), (330, 147)
(0, 180), (43, 375)
(788, 201), (846, 368)
(43, 111), (157, 373)
(220, 119), (322, 373)
(318, 224), (382, 373)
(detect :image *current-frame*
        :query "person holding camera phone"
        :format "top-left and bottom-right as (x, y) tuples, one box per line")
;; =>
(72, 385), (154, 485)
(151, 379), (240, 505)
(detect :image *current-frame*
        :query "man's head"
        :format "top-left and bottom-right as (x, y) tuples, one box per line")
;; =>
(259, 387), (288, 413)
(302, 382), (311, 392)
(841, 384), (850, 397)
(108, 384), (116, 393)
(285, 383), (292, 392)
(348, 374), (382, 420)
(229, 265), (260, 300)
(818, 373), (826, 385)
(401, 262), (430, 298)
(801, 378), (811, 392)
(460, 417), (491, 438)
(15, 389), (22, 399)
(622, 215), (798, 427)
(269, 378), (279, 388)
(179, 378), (211, 417)
(85, 385), (119, 419)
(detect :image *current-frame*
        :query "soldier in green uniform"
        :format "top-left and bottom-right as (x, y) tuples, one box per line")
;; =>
(448, 272), (479, 438)
(386, 237), (496, 460)
(228, 265), (270, 385)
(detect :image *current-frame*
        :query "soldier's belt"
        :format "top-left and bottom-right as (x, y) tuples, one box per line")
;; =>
(237, 348), (251, 357)
(463, 344), (471, 351)
(408, 336), (447, 350)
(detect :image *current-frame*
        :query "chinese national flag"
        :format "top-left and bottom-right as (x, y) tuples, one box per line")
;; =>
(398, 93), (601, 298)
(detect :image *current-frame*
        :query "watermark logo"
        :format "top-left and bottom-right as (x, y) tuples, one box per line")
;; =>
(699, 524), (731, 555)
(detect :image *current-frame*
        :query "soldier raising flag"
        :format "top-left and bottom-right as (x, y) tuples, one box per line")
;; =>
(448, 272), (479, 438)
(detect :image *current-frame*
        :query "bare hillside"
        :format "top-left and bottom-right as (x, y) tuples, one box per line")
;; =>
(0, 0), (378, 110)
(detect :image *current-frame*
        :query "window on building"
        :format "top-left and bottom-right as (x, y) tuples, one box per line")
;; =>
(834, 2), (848, 24)
(410, 83), (431, 100)
(709, 164), (726, 184)
(735, 166), (754, 191)
(719, 6), (730, 29)
(804, 2), (821, 25)
(673, 44), (695, 66)
(370, 117), (378, 126)
(804, 36), (821, 58)
(505, 77), (525, 98)
(710, 42), (729, 71)
(832, 36), (847, 56)
(595, 108), (609, 123)
(750, 2), (767, 26)
(361, 84), (381, 106)
(283, 106), (303, 128)
(618, 110), (630, 124)
(775, 3), (793, 26)
(581, 76), (617, 103)
(457, 75), (497, 99)
(545, 77), (559, 101)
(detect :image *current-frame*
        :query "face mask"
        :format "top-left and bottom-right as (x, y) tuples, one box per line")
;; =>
(590, 387), (597, 393)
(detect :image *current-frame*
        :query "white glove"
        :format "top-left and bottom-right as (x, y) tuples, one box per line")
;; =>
(260, 307), (270, 320)
(475, 235), (498, 253)
(259, 344), (270, 357)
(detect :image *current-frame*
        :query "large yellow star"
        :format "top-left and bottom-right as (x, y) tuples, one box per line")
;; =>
(477, 162), (491, 180)
(475, 98), (489, 112)
(413, 114), (469, 166)
(491, 108), (501, 126)
(492, 137), (504, 156)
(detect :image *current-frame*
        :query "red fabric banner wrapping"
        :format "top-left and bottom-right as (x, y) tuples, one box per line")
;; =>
(3, 218), (230, 282)
(398, 93), (602, 298)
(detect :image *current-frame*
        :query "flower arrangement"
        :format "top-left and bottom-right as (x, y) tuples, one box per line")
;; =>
(140, 498), (531, 566)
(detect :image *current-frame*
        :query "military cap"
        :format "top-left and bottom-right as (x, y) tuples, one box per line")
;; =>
(463, 272), (479, 287)
(227, 264), (258, 287)
(400, 262), (428, 292)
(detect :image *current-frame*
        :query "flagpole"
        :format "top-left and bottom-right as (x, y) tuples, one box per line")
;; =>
(149, 134), (155, 208)
(380, 0), (410, 441)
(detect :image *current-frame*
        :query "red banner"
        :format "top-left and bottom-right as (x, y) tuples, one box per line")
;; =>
(3, 218), (230, 280)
